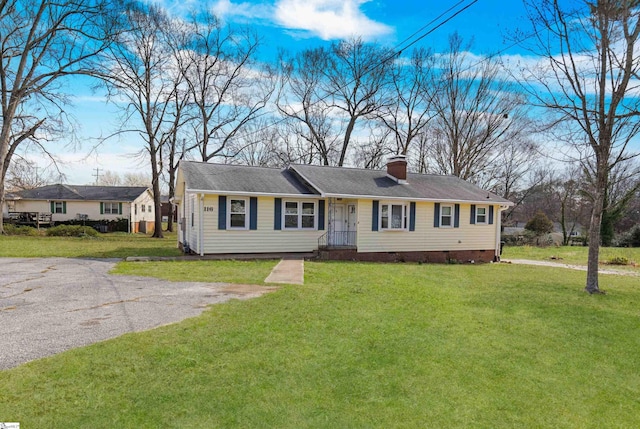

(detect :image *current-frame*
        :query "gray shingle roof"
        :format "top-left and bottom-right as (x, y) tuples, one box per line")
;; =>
(180, 161), (318, 196)
(178, 161), (512, 205)
(291, 164), (512, 204)
(14, 184), (149, 202)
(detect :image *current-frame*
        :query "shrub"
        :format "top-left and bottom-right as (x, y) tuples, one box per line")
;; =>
(605, 256), (630, 266)
(525, 212), (554, 236)
(46, 225), (99, 237)
(2, 224), (41, 236)
(53, 218), (129, 232)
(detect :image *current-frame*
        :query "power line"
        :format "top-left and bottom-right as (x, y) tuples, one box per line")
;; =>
(227, 0), (480, 147)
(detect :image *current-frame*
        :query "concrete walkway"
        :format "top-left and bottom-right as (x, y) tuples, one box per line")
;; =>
(265, 257), (305, 284)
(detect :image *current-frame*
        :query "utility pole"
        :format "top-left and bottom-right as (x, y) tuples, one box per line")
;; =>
(93, 168), (101, 185)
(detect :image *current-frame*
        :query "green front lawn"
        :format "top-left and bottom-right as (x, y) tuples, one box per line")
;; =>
(112, 260), (278, 285)
(2, 261), (640, 428)
(502, 244), (640, 267)
(0, 231), (181, 258)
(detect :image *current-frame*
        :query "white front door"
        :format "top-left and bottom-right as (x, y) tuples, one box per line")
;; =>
(332, 205), (346, 245)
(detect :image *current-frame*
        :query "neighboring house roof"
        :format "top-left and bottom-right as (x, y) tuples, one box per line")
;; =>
(180, 161), (319, 196)
(13, 184), (149, 202)
(179, 161), (512, 205)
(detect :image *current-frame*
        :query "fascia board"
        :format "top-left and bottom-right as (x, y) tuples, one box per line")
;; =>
(184, 188), (320, 199)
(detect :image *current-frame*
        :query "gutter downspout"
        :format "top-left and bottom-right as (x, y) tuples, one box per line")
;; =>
(199, 193), (205, 256)
(495, 205), (508, 262)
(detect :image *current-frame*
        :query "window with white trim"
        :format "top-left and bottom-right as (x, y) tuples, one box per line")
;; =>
(141, 204), (146, 212)
(284, 201), (316, 229)
(103, 202), (119, 214)
(440, 204), (453, 227)
(53, 201), (64, 214)
(380, 203), (408, 230)
(228, 198), (248, 229)
(475, 206), (487, 224)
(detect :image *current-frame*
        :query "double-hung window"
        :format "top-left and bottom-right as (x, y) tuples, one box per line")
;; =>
(440, 204), (453, 227)
(228, 198), (248, 229)
(284, 201), (316, 230)
(103, 202), (119, 214)
(380, 203), (408, 230)
(53, 201), (64, 214)
(475, 206), (487, 224)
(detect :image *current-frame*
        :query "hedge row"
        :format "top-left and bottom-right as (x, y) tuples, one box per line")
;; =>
(53, 218), (129, 232)
(46, 225), (99, 237)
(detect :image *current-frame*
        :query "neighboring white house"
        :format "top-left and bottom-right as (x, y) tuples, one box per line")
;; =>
(3, 184), (156, 233)
(174, 156), (514, 262)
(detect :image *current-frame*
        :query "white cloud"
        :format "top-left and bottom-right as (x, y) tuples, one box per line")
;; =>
(211, 0), (273, 22)
(275, 0), (393, 41)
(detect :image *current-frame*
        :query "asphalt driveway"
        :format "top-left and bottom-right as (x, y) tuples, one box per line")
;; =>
(0, 257), (275, 370)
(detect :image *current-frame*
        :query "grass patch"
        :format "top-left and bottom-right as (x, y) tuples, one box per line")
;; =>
(0, 231), (181, 258)
(2, 262), (640, 427)
(503, 245), (640, 267)
(112, 259), (278, 285)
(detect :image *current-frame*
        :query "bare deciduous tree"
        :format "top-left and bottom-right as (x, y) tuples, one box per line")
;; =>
(277, 48), (341, 165)
(177, 11), (274, 163)
(379, 47), (437, 156)
(96, 170), (122, 186)
(324, 38), (395, 166)
(521, 0), (640, 293)
(426, 33), (529, 184)
(100, 2), (179, 238)
(5, 158), (57, 191)
(0, 0), (117, 233)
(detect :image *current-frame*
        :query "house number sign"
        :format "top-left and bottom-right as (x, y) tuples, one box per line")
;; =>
(204, 206), (215, 212)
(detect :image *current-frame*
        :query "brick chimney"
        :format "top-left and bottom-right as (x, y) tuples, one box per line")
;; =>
(386, 155), (407, 183)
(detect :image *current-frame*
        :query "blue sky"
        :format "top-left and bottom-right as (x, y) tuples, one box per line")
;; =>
(45, 0), (533, 185)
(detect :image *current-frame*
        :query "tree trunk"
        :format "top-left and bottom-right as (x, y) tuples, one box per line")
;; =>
(585, 171), (607, 294)
(166, 169), (175, 232)
(149, 145), (164, 239)
(0, 175), (5, 235)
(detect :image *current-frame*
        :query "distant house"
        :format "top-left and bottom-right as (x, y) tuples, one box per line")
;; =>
(174, 156), (514, 262)
(3, 184), (155, 232)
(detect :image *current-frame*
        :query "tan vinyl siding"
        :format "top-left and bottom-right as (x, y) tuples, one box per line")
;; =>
(202, 195), (325, 254)
(356, 200), (498, 253)
(14, 200), (133, 222)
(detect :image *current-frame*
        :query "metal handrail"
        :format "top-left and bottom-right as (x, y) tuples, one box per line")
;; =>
(318, 230), (356, 249)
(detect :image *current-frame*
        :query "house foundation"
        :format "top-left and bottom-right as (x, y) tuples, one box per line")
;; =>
(317, 249), (496, 263)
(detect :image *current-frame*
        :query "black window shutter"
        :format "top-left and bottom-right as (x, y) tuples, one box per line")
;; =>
(62, 201), (67, 214)
(454, 204), (460, 228)
(372, 200), (379, 231)
(409, 202), (416, 231)
(249, 197), (258, 230)
(119, 202), (123, 215)
(470, 204), (476, 224)
(274, 198), (282, 230)
(218, 196), (227, 230)
(318, 200), (325, 231)
(434, 203), (440, 227)
(100, 202), (104, 215)
(489, 206), (494, 225)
